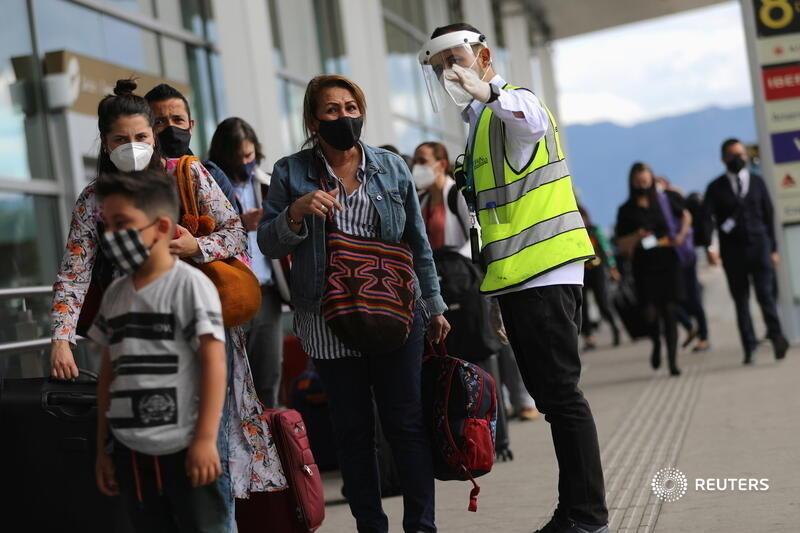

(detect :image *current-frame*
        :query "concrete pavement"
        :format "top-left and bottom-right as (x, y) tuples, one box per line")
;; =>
(318, 265), (800, 532)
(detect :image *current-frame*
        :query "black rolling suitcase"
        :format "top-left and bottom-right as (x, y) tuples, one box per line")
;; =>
(0, 370), (127, 533)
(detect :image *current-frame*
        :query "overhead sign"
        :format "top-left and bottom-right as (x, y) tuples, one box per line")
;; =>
(39, 50), (191, 116)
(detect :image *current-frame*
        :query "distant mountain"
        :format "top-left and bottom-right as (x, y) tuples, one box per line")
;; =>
(565, 105), (757, 228)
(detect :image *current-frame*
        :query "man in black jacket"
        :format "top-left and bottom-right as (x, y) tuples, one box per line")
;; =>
(703, 138), (789, 364)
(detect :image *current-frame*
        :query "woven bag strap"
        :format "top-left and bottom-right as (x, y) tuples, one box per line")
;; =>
(176, 155), (200, 217)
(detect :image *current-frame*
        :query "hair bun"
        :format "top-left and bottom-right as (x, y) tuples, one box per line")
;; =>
(113, 78), (138, 97)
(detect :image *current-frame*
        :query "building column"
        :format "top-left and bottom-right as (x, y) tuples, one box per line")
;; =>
(739, 0), (800, 340)
(462, 0), (496, 44)
(531, 38), (562, 124)
(500, 0), (534, 90)
(211, 0), (284, 167)
(338, 0), (396, 146)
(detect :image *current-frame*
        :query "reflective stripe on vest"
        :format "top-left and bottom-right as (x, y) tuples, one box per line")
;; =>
(468, 84), (594, 294)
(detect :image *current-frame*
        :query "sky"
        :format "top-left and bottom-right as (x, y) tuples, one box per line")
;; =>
(553, 1), (753, 126)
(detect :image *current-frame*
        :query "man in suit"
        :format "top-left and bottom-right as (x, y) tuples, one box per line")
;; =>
(703, 138), (789, 364)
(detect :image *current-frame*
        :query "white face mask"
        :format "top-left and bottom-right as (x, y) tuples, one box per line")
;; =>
(109, 142), (154, 172)
(442, 70), (474, 111)
(413, 164), (437, 190)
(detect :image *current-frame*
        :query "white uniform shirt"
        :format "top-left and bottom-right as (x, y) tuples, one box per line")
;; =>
(462, 74), (584, 293)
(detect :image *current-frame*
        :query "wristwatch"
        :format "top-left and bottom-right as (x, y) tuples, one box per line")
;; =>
(486, 84), (500, 104)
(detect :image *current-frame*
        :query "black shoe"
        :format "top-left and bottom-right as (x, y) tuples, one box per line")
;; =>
(533, 510), (569, 533)
(612, 328), (621, 347)
(743, 352), (754, 365)
(669, 366), (681, 377)
(773, 335), (789, 360)
(561, 524), (610, 533)
(562, 523), (610, 533)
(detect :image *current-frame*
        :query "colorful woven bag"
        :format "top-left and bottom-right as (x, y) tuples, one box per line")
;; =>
(317, 161), (416, 353)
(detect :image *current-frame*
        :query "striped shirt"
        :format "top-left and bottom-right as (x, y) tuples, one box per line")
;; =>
(88, 260), (226, 454)
(294, 145), (381, 359)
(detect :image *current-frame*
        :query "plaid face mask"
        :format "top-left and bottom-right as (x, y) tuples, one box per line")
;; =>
(99, 221), (157, 275)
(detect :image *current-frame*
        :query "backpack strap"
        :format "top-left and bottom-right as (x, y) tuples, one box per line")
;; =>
(447, 185), (469, 240)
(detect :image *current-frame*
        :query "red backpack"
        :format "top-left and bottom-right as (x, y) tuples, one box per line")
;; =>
(421, 343), (497, 512)
(236, 409), (325, 532)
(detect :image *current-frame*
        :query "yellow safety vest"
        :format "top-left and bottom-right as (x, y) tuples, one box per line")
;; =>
(467, 84), (594, 294)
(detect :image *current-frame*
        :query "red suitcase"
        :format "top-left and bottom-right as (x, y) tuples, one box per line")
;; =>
(236, 409), (325, 532)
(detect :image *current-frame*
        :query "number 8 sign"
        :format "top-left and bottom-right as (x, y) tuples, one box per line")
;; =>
(755, 0), (800, 36)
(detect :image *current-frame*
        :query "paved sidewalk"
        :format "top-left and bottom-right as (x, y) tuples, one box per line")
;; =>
(319, 266), (800, 532)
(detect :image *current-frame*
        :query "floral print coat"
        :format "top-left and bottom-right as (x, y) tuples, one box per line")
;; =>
(51, 159), (286, 497)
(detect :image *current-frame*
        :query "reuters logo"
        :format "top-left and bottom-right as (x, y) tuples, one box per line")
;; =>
(651, 468), (688, 502)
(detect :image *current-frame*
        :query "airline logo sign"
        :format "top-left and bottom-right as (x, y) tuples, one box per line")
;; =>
(754, 0), (800, 38)
(770, 129), (800, 163)
(762, 63), (800, 100)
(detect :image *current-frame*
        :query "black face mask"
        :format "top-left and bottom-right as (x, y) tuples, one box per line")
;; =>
(157, 125), (192, 158)
(725, 155), (746, 174)
(317, 116), (363, 151)
(632, 187), (650, 198)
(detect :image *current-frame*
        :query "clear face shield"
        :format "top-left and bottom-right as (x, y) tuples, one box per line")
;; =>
(419, 32), (487, 113)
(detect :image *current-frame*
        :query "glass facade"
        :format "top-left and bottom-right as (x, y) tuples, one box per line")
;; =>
(0, 0), (225, 377)
(0, 0), (49, 181)
(0, 0), (491, 377)
(382, 0), (461, 154)
(270, 0), (348, 152)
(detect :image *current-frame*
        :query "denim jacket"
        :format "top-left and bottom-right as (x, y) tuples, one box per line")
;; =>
(257, 143), (446, 316)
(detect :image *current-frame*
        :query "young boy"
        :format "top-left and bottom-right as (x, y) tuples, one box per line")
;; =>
(89, 170), (228, 532)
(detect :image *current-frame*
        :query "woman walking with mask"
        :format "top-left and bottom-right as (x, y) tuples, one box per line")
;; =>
(615, 162), (691, 376)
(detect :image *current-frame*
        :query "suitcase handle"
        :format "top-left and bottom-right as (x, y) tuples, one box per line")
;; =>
(44, 390), (96, 419)
(47, 392), (96, 406)
(48, 368), (99, 383)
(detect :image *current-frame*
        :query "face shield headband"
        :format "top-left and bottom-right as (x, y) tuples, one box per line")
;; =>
(418, 31), (488, 112)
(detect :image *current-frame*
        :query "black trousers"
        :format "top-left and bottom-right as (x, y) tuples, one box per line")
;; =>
(314, 312), (435, 533)
(722, 243), (784, 352)
(498, 285), (608, 526)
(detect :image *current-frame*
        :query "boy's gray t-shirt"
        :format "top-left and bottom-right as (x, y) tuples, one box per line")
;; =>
(88, 259), (225, 455)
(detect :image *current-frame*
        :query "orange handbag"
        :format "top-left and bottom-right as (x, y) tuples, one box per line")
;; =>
(174, 156), (261, 328)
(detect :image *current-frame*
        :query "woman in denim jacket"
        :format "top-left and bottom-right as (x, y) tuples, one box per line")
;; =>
(259, 75), (449, 533)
